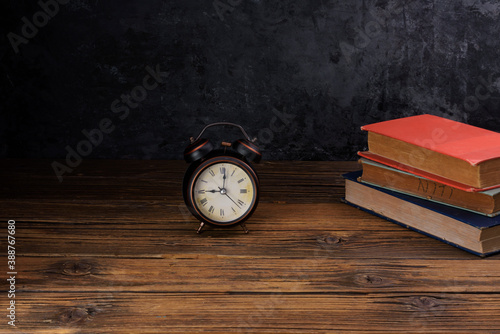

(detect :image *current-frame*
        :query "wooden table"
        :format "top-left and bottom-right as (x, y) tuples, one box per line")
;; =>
(1, 160), (499, 333)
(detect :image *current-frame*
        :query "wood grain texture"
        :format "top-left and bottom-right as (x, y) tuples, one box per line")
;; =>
(1, 159), (499, 333)
(13, 293), (500, 333)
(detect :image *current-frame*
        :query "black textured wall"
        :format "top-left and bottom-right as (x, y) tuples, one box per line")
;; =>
(2, 0), (500, 162)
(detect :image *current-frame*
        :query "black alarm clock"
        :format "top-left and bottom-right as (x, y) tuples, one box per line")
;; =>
(182, 122), (261, 233)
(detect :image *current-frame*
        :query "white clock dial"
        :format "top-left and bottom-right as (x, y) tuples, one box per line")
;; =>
(192, 162), (256, 224)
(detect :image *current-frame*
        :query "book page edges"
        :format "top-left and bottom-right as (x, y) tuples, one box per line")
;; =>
(344, 178), (483, 254)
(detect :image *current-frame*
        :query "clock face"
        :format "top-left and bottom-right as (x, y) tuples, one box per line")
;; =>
(188, 159), (258, 226)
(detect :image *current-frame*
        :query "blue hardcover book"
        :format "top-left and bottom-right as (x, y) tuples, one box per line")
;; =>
(343, 171), (500, 257)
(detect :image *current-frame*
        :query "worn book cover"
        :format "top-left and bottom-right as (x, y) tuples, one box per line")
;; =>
(343, 170), (500, 257)
(360, 114), (500, 189)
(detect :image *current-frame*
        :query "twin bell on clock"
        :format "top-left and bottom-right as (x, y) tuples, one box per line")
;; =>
(182, 122), (261, 234)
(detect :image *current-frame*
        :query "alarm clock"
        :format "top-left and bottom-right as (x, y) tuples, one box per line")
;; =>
(182, 122), (262, 233)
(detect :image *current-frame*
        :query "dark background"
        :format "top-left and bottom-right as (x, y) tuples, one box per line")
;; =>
(2, 0), (500, 162)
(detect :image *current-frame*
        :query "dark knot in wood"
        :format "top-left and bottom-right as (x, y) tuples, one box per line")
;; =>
(58, 307), (95, 324)
(354, 274), (384, 286)
(61, 261), (93, 276)
(317, 235), (346, 248)
(410, 296), (442, 311)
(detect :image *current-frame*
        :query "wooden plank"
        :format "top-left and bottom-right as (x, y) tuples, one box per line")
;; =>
(12, 293), (500, 333)
(2, 203), (490, 259)
(3, 201), (397, 225)
(0, 160), (360, 203)
(13, 256), (500, 293)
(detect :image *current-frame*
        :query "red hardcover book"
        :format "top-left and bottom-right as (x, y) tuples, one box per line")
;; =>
(359, 114), (500, 190)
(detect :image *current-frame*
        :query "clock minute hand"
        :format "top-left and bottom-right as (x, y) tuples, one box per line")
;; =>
(225, 194), (241, 209)
(218, 186), (241, 208)
(222, 169), (226, 189)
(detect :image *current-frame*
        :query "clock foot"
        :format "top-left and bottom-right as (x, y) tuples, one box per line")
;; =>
(197, 222), (205, 234)
(240, 223), (249, 234)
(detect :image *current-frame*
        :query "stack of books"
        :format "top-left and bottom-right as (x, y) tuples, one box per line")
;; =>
(343, 114), (500, 256)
